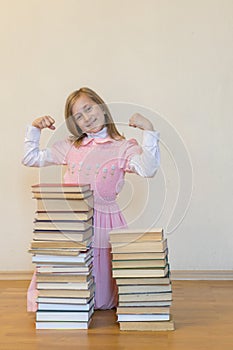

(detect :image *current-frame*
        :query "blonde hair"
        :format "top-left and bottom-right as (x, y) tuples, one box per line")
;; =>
(65, 87), (124, 147)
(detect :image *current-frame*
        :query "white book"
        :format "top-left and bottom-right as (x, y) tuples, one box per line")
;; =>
(32, 251), (93, 264)
(36, 264), (93, 273)
(36, 307), (94, 322)
(37, 297), (92, 304)
(117, 314), (170, 322)
(38, 298), (94, 311)
(35, 319), (92, 329)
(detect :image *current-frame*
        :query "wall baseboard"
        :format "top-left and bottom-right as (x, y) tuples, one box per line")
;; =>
(0, 270), (232, 281)
(171, 270), (233, 280)
(0, 271), (34, 280)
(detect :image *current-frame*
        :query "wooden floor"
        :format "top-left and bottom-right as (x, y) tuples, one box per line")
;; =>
(0, 280), (233, 350)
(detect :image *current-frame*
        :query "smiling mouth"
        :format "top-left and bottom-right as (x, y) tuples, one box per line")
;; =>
(86, 118), (96, 127)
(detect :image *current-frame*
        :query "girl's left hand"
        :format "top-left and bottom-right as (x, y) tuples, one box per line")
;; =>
(129, 113), (154, 131)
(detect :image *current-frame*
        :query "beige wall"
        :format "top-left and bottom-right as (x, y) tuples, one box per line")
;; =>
(0, 0), (232, 271)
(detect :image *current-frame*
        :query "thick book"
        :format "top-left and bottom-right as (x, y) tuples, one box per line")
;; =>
(37, 284), (95, 298)
(118, 284), (172, 294)
(36, 196), (94, 212)
(37, 296), (93, 305)
(111, 239), (167, 253)
(32, 250), (92, 264)
(112, 264), (169, 278)
(112, 258), (167, 269)
(119, 319), (175, 331)
(115, 276), (171, 285)
(38, 298), (94, 311)
(36, 307), (94, 322)
(118, 291), (172, 302)
(36, 265), (93, 273)
(35, 319), (92, 330)
(33, 219), (92, 232)
(118, 301), (172, 307)
(117, 314), (170, 322)
(36, 273), (92, 283)
(112, 250), (168, 261)
(37, 279), (94, 290)
(35, 210), (93, 221)
(116, 306), (170, 314)
(28, 248), (84, 256)
(30, 237), (92, 249)
(109, 228), (164, 243)
(33, 228), (93, 242)
(32, 183), (90, 193)
(33, 190), (92, 200)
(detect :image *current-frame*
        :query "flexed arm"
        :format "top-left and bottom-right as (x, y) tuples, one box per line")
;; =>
(128, 113), (160, 177)
(22, 116), (68, 167)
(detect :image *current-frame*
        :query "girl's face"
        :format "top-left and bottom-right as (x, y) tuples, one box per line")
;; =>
(72, 94), (105, 134)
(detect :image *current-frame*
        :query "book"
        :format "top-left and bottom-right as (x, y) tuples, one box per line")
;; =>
(116, 306), (170, 314)
(33, 219), (92, 231)
(32, 183), (90, 193)
(112, 264), (169, 278)
(38, 298), (94, 311)
(119, 319), (175, 331)
(36, 265), (93, 273)
(36, 273), (92, 283)
(37, 279), (94, 290)
(36, 196), (94, 212)
(35, 319), (92, 329)
(118, 292), (172, 302)
(32, 251), (92, 264)
(115, 276), (171, 285)
(36, 307), (94, 322)
(37, 284), (95, 298)
(28, 248), (84, 256)
(111, 239), (167, 253)
(118, 301), (172, 307)
(30, 237), (92, 249)
(109, 228), (164, 243)
(33, 190), (93, 200)
(33, 228), (93, 242)
(37, 297), (93, 305)
(112, 250), (168, 261)
(118, 284), (172, 294)
(35, 210), (93, 221)
(117, 314), (170, 322)
(112, 258), (167, 269)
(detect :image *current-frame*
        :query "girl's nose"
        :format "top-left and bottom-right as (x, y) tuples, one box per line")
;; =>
(83, 113), (90, 122)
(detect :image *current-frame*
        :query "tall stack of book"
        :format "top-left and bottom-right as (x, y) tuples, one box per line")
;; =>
(29, 183), (95, 329)
(109, 228), (174, 331)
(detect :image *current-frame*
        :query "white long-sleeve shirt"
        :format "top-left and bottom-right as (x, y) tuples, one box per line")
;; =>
(22, 125), (160, 177)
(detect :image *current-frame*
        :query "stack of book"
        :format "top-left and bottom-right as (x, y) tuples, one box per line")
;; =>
(29, 183), (95, 329)
(109, 228), (174, 331)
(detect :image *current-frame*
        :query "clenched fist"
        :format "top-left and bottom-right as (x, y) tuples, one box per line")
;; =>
(129, 113), (154, 131)
(32, 116), (56, 130)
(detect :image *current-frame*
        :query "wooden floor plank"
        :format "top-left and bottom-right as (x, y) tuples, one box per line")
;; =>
(0, 280), (233, 350)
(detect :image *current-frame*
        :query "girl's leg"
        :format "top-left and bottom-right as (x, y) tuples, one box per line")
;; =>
(93, 247), (118, 309)
(27, 270), (38, 312)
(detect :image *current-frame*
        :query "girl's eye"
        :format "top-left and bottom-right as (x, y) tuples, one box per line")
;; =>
(74, 113), (82, 121)
(86, 106), (93, 112)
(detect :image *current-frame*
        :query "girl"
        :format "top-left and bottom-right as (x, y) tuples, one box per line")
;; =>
(23, 87), (160, 310)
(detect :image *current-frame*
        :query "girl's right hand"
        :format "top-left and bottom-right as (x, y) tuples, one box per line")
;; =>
(32, 116), (56, 130)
